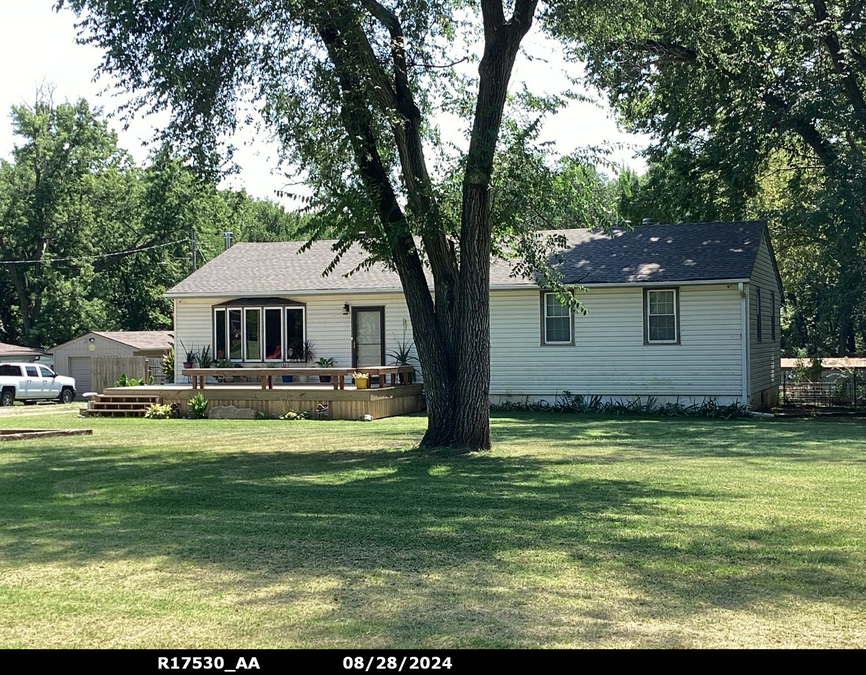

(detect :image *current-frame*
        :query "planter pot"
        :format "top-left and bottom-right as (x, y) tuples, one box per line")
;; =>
(282, 375), (293, 383)
(295, 374), (309, 383)
(183, 361), (192, 369)
(319, 375), (332, 383)
(355, 377), (370, 390)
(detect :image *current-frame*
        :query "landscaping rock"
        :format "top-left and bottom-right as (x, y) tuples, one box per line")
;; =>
(209, 405), (256, 420)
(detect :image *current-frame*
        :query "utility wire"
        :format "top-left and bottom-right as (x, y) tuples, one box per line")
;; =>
(0, 238), (188, 265)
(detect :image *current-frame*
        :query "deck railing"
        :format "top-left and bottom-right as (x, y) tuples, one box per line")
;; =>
(181, 366), (415, 390)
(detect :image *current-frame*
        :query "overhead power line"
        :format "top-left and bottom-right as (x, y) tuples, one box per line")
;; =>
(0, 238), (188, 265)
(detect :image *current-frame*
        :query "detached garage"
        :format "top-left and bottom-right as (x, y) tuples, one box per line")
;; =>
(50, 331), (173, 394)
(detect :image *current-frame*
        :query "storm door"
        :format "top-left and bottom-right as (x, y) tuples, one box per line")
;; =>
(352, 307), (385, 368)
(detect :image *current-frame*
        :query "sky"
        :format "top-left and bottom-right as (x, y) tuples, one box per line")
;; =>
(0, 0), (649, 204)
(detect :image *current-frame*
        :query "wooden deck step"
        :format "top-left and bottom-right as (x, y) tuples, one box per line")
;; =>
(82, 392), (161, 417)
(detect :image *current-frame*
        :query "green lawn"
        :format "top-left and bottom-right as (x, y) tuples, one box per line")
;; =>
(1, 410), (864, 648)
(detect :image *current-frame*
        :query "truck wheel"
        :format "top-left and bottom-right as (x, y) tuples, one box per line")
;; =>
(1, 390), (14, 406)
(59, 389), (75, 404)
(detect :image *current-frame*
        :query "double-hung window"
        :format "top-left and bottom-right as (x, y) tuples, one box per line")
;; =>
(645, 288), (679, 344)
(214, 299), (305, 362)
(542, 292), (573, 345)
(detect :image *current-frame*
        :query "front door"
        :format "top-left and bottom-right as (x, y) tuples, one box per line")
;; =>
(352, 307), (385, 368)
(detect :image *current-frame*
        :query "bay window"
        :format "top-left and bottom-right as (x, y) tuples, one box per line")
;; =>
(214, 299), (305, 362)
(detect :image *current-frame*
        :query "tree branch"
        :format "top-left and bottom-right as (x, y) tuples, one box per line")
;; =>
(812, 0), (866, 142)
(354, 0), (460, 309)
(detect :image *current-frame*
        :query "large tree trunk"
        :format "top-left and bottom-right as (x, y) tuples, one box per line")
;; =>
(449, 0), (538, 450)
(319, 1), (537, 450)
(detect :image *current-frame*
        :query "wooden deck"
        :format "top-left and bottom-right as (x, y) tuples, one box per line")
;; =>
(96, 382), (425, 420)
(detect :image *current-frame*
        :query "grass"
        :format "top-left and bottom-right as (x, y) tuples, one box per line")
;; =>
(0, 410), (865, 648)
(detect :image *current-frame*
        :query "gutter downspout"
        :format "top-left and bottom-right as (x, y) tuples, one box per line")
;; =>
(739, 282), (749, 405)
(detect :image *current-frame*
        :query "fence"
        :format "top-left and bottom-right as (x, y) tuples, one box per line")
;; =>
(780, 363), (864, 410)
(90, 356), (150, 393)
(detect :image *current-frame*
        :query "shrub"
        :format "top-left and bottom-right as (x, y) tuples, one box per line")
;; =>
(280, 410), (312, 420)
(188, 393), (209, 419)
(144, 403), (173, 419)
(162, 346), (175, 383)
(491, 391), (751, 419)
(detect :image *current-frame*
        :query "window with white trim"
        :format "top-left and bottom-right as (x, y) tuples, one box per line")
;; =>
(214, 301), (305, 362)
(543, 292), (572, 345)
(645, 288), (679, 344)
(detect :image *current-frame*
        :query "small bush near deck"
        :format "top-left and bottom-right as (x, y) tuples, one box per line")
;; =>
(280, 409), (312, 420)
(143, 403), (172, 419)
(188, 393), (209, 419)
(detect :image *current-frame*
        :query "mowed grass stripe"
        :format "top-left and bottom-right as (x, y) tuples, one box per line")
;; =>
(0, 411), (864, 647)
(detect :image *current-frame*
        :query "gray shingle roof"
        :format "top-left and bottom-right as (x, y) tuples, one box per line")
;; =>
(166, 221), (768, 296)
(551, 221), (767, 285)
(0, 341), (44, 358)
(93, 331), (174, 351)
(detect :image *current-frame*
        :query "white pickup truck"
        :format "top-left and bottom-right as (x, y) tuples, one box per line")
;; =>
(0, 363), (76, 406)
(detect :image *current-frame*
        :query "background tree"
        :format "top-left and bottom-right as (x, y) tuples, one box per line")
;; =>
(551, 0), (866, 354)
(0, 94), (302, 346)
(0, 95), (126, 347)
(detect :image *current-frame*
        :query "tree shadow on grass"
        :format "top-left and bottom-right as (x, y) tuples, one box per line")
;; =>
(1, 432), (864, 647)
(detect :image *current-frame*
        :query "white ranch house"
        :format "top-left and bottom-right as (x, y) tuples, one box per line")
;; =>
(166, 220), (782, 410)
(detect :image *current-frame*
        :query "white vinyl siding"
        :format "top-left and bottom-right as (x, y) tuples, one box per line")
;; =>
(174, 282), (758, 403)
(755, 288), (763, 343)
(749, 235), (782, 395)
(490, 284), (743, 401)
(770, 291), (776, 341)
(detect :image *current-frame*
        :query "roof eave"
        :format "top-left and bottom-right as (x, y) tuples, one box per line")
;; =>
(167, 277), (752, 299)
(165, 286), (413, 299)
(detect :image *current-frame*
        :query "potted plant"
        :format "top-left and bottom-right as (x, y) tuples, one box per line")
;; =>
(387, 339), (418, 383)
(215, 358), (232, 383)
(315, 357), (336, 383)
(198, 345), (215, 369)
(294, 340), (316, 382)
(352, 372), (370, 389)
(181, 341), (198, 369)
